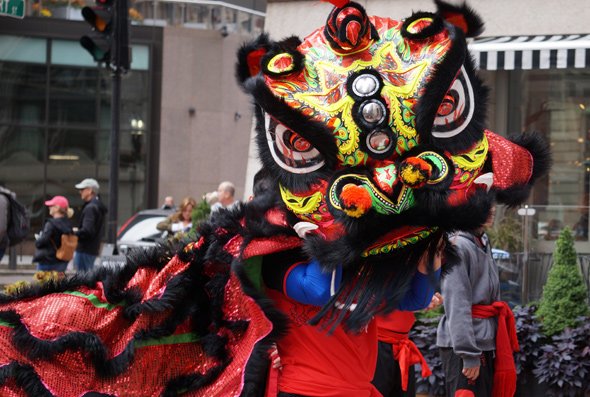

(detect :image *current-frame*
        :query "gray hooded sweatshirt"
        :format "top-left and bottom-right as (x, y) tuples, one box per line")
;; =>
(436, 231), (500, 368)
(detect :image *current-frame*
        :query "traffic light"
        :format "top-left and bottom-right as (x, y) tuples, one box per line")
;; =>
(112, 0), (130, 71)
(80, 0), (114, 63)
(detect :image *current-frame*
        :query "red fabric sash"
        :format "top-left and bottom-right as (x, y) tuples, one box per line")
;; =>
(471, 301), (520, 397)
(377, 330), (431, 391)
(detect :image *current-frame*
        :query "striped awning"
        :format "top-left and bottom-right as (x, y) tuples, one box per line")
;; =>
(469, 34), (590, 70)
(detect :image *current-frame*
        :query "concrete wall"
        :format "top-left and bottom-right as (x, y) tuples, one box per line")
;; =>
(158, 27), (255, 204)
(265, 0), (590, 38)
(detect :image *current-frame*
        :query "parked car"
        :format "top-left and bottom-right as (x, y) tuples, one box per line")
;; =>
(116, 209), (173, 255)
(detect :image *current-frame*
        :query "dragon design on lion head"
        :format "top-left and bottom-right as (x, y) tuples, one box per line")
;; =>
(0, 1), (549, 396)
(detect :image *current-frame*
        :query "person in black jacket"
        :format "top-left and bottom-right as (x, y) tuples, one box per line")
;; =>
(73, 178), (107, 272)
(33, 196), (74, 272)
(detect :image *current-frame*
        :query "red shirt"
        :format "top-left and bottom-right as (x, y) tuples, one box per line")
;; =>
(267, 289), (381, 397)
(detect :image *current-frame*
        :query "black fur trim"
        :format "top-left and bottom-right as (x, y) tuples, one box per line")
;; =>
(236, 34), (272, 86)
(434, 0), (485, 38)
(400, 11), (444, 40)
(163, 363), (228, 397)
(261, 36), (304, 78)
(0, 362), (53, 396)
(308, 230), (446, 332)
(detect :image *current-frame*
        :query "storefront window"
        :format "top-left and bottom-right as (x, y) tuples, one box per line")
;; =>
(509, 69), (590, 241)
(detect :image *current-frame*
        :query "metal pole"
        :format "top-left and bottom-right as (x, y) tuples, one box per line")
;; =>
(106, 0), (130, 253)
(8, 246), (16, 270)
(107, 67), (120, 250)
(522, 206), (530, 304)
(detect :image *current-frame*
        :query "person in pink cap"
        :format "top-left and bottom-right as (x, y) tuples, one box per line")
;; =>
(33, 196), (75, 272)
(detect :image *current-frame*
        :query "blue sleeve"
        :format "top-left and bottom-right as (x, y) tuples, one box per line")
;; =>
(397, 268), (441, 311)
(284, 259), (342, 306)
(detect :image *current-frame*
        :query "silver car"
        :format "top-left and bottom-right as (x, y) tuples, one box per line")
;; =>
(116, 209), (174, 255)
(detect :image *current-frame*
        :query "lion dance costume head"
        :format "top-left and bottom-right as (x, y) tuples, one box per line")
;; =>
(237, 0), (550, 328)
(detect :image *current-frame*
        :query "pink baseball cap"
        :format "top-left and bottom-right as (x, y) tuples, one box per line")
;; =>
(44, 196), (69, 210)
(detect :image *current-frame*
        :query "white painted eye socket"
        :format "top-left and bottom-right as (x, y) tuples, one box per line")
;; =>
(431, 65), (475, 139)
(264, 114), (325, 174)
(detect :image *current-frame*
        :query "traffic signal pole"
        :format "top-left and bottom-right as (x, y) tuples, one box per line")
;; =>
(107, 0), (130, 250)
(81, 0), (130, 251)
(108, 65), (121, 248)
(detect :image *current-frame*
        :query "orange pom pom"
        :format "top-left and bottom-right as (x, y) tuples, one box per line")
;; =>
(340, 184), (372, 218)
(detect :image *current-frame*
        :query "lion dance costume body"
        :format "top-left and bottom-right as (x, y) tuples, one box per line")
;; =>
(0, 1), (549, 396)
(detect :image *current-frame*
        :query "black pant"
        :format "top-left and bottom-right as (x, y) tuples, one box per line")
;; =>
(439, 347), (494, 397)
(372, 341), (416, 397)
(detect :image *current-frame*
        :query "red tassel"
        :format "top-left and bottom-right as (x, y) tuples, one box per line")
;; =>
(321, 0), (350, 8)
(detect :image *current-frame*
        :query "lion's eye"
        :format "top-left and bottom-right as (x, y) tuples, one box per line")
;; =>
(431, 66), (475, 139)
(265, 115), (325, 174)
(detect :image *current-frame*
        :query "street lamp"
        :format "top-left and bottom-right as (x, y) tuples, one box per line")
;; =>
(518, 205), (536, 303)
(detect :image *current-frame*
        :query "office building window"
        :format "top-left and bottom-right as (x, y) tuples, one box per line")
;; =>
(0, 34), (152, 242)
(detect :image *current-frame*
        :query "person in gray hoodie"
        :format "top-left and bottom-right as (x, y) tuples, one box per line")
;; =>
(436, 206), (499, 397)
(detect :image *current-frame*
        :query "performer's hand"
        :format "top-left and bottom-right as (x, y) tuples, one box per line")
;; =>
(269, 343), (282, 370)
(426, 292), (443, 311)
(462, 364), (480, 381)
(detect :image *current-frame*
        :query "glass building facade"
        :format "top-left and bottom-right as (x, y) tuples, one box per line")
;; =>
(0, 19), (162, 248)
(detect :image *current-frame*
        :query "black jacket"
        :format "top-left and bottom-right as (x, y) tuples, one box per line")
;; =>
(33, 217), (73, 264)
(76, 196), (107, 255)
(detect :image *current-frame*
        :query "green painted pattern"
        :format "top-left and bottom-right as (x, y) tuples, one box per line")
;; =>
(64, 291), (126, 310)
(135, 332), (200, 348)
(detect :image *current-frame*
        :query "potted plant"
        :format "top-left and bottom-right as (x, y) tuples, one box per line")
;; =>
(533, 227), (590, 395)
(537, 227), (589, 336)
(411, 309), (446, 397)
(532, 318), (590, 396)
(512, 304), (549, 396)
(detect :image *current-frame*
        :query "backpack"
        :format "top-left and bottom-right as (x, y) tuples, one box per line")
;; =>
(0, 191), (30, 246)
(55, 234), (78, 262)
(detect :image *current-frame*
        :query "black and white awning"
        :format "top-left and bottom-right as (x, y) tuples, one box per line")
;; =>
(469, 34), (590, 70)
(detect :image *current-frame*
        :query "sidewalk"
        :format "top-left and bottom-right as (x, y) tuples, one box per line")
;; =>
(0, 254), (125, 288)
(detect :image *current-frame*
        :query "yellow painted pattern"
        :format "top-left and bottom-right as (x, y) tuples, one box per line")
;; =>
(279, 184), (323, 215)
(452, 136), (489, 171)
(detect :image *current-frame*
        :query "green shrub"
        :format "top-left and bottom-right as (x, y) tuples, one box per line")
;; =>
(190, 200), (211, 233)
(537, 227), (589, 336)
(487, 209), (522, 252)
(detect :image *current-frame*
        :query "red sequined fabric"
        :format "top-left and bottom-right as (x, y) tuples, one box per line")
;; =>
(0, 257), (273, 396)
(486, 130), (534, 189)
